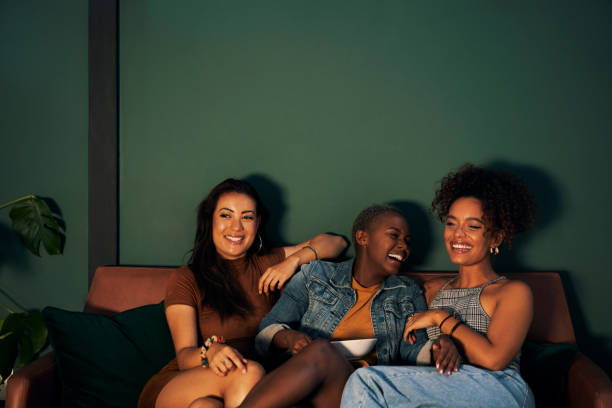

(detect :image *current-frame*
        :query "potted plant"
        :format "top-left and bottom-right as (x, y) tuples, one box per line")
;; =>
(0, 195), (65, 390)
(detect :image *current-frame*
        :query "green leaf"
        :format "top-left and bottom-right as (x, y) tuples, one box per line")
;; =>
(8, 197), (64, 256)
(0, 313), (24, 337)
(0, 311), (48, 371)
(22, 311), (47, 355)
(16, 334), (34, 368)
(0, 332), (18, 381)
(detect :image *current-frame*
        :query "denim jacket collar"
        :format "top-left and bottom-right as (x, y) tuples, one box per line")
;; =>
(329, 258), (412, 291)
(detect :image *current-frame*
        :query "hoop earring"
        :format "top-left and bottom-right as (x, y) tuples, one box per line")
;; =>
(489, 247), (500, 256)
(257, 234), (263, 253)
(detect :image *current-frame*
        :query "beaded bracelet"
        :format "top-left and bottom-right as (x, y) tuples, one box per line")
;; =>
(200, 335), (225, 367)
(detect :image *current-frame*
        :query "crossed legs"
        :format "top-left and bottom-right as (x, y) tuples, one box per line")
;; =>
(239, 339), (354, 408)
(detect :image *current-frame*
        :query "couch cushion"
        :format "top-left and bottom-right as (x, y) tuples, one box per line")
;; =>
(84, 267), (174, 315)
(43, 302), (175, 408)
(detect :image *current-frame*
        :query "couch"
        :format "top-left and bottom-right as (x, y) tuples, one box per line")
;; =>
(6, 266), (612, 408)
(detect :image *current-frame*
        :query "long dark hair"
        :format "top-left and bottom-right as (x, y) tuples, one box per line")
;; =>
(188, 178), (269, 320)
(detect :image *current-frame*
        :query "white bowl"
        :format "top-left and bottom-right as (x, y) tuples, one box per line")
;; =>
(330, 338), (377, 360)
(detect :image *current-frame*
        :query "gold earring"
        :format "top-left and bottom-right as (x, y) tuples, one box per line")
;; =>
(489, 247), (500, 256)
(257, 234), (263, 253)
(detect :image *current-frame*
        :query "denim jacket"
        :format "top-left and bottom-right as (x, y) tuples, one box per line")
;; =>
(255, 259), (429, 365)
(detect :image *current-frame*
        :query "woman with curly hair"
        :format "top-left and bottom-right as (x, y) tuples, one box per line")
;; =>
(341, 164), (536, 408)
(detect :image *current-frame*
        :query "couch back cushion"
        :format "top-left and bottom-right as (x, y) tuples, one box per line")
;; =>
(84, 266), (175, 315)
(405, 271), (576, 344)
(85, 266), (576, 344)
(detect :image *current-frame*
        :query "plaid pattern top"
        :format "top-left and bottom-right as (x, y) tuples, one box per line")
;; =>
(426, 276), (521, 372)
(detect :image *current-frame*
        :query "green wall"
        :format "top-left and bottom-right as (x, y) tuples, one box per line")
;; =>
(120, 1), (612, 373)
(2, 0), (610, 377)
(0, 1), (89, 312)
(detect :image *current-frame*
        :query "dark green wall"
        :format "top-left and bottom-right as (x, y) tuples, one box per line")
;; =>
(0, 1), (89, 312)
(2, 1), (610, 377)
(119, 1), (612, 372)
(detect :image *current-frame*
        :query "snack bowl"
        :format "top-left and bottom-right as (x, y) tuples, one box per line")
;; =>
(330, 338), (377, 360)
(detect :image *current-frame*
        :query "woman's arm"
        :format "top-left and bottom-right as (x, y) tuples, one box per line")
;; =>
(166, 304), (248, 375)
(282, 233), (348, 260)
(255, 266), (312, 355)
(259, 233), (347, 294)
(404, 280), (533, 371)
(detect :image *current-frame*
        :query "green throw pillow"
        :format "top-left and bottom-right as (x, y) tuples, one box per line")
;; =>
(521, 340), (578, 408)
(43, 302), (175, 408)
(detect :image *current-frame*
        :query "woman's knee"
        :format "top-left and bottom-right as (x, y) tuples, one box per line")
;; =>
(241, 360), (265, 385)
(304, 339), (348, 370)
(223, 361), (266, 407)
(155, 367), (225, 408)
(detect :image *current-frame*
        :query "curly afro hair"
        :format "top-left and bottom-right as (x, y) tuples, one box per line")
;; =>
(351, 204), (405, 248)
(431, 164), (536, 249)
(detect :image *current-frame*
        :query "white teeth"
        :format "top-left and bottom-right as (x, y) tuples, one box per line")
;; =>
(388, 254), (403, 261)
(452, 243), (471, 249)
(226, 236), (243, 242)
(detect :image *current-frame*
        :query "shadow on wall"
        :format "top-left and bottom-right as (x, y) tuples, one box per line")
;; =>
(0, 222), (30, 274)
(486, 160), (563, 271)
(486, 160), (611, 376)
(0, 222), (31, 313)
(243, 174), (290, 247)
(387, 200), (433, 270)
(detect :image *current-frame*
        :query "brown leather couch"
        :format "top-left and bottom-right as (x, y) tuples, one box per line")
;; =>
(6, 267), (612, 408)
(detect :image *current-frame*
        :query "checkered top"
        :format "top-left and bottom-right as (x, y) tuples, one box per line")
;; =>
(426, 276), (521, 372)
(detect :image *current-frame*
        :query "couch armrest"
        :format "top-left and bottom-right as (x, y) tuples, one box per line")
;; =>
(567, 352), (612, 408)
(6, 352), (61, 408)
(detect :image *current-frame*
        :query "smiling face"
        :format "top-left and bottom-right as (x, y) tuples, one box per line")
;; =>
(356, 212), (411, 280)
(212, 192), (260, 260)
(444, 196), (502, 269)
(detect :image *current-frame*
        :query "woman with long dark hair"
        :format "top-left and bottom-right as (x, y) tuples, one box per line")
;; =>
(341, 164), (537, 407)
(138, 178), (346, 408)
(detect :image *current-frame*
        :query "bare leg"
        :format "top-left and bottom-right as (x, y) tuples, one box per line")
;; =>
(188, 397), (223, 408)
(239, 339), (354, 408)
(156, 360), (265, 408)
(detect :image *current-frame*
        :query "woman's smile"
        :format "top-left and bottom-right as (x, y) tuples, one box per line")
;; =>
(449, 241), (473, 253)
(212, 192), (260, 260)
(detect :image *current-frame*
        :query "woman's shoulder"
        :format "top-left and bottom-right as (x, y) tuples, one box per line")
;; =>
(167, 266), (199, 296)
(170, 265), (196, 281)
(491, 277), (533, 300)
(166, 266), (200, 307)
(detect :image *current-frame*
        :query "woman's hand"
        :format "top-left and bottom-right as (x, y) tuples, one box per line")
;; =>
(432, 334), (461, 375)
(259, 256), (300, 295)
(403, 310), (448, 343)
(205, 343), (248, 376)
(273, 329), (312, 355)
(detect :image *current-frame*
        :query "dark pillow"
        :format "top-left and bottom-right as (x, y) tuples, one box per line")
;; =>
(43, 302), (175, 408)
(520, 340), (578, 408)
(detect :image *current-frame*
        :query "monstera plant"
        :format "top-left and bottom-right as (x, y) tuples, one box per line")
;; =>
(0, 195), (65, 384)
